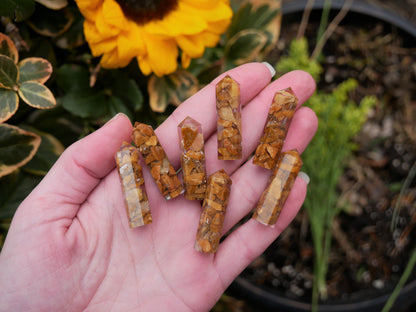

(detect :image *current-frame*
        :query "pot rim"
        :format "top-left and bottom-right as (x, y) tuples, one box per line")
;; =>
(232, 276), (416, 312)
(282, 0), (416, 37)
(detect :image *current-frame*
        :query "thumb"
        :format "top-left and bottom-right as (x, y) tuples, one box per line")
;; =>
(15, 113), (132, 227)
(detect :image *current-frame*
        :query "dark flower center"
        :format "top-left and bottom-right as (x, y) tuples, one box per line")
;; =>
(115, 0), (179, 24)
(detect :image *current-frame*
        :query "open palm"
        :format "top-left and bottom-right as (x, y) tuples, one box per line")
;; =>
(0, 63), (317, 312)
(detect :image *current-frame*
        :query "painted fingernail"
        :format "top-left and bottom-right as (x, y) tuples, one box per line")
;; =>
(298, 171), (310, 185)
(262, 61), (276, 77)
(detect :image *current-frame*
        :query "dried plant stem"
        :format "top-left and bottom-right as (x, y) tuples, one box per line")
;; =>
(297, 0), (316, 39)
(311, 0), (353, 60)
(332, 218), (362, 262)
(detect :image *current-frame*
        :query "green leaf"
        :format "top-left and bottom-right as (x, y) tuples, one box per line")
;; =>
(148, 70), (198, 113)
(18, 57), (52, 84)
(61, 89), (108, 118)
(56, 63), (89, 92)
(27, 5), (73, 37)
(27, 105), (82, 146)
(54, 7), (85, 49)
(21, 127), (64, 175)
(0, 0), (35, 22)
(29, 38), (57, 69)
(227, 0), (281, 39)
(57, 64), (107, 118)
(0, 89), (19, 123)
(0, 33), (18, 63)
(107, 96), (133, 121)
(18, 81), (56, 108)
(0, 123), (41, 178)
(35, 0), (67, 10)
(0, 55), (19, 90)
(225, 29), (268, 65)
(0, 170), (42, 219)
(112, 76), (143, 112)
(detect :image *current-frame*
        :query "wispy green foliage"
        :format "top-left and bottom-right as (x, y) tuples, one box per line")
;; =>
(303, 80), (376, 308)
(276, 37), (376, 310)
(276, 38), (322, 81)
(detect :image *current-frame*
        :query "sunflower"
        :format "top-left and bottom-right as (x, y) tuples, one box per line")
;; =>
(75, 0), (233, 76)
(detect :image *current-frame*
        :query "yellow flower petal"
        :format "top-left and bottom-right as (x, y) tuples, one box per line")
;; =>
(84, 20), (116, 56)
(201, 31), (221, 47)
(182, 1), (233, 22)
(142, 34), (178, 77)
(176, 34), (205, 58)
(117, 25), (146, 62)
(102, 0), (129, 29)
(181, 53), (191, 69)
(206, 19), (231, 34)
(95, 3), (120, 37)
(144, 2), (207, 36)
(138, 56), (152, 76)
(101, 49), (130, 68)
(75, 0), (102, 20)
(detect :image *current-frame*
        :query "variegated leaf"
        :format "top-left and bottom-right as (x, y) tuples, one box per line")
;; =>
(18, 82), (56, 109)
(0, 89), (19, 123)
(0, 55), (19, 90)
(18, 57), (53, 84)
(0, 124), (41, 178)
(35, 0), (68, 10)
(225, 29), (268, 65)
(22, 127), (64, 176)
(0, 33), (18, 63)
(148, 71), (198, 113)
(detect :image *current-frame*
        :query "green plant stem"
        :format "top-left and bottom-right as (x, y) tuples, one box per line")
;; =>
(316, 0), (331, 42)
(381, 246), (416, 312)
(391, 160), (416, 232)
(312, 0), (353, 60)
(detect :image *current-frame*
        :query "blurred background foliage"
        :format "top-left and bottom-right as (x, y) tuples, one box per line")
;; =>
(0, 0), (382, 310)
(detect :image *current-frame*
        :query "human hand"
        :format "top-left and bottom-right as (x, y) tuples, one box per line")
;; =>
(0, 63), (317, 312)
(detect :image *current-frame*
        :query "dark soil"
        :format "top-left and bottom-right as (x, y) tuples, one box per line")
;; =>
(229, 5), (416, 311)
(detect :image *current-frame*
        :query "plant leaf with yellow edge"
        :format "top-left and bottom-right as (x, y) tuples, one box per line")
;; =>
(0, 170), (42, 219)
(148, 70), (198, 113)
(0, 55), (19, 90)
(35, 0), (68, 10)
(0, 33), (18, 63)
(225, 29), (268, 66)
(0, 124), (41, 178)
(253, 0), (282, 55)
(21, 127), (64, 176)
(18, 81), (56, 109)
(227, 0), (281, 57)
(18, 57), (52, 84)
(0, 89), (19, 123)
(27, 5), (73, 37)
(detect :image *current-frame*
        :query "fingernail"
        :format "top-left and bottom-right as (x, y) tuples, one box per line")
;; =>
(262, 62), (276, 77)
(298, 171), (310, 185)
(103, 113), (124, 127)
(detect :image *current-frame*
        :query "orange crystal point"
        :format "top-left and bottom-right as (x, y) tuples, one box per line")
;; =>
(132, 122), (184, 200)
(252, 149), (302, 226)
(115, 142), (152, 228)
(195, 169), (232, 253)
(216, 75), (242, 160)
(253, 88), (298, 169)
(178, 116), (207, 200)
